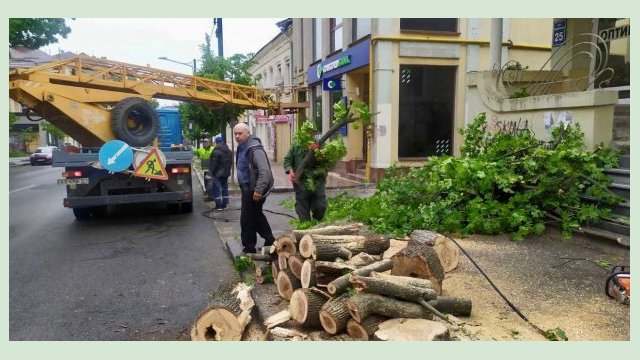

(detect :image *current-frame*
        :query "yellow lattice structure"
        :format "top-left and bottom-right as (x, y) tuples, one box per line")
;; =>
(9, 55), (274, 146)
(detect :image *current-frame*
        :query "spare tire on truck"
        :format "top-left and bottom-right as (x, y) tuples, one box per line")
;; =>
(111, 97), (159, 147)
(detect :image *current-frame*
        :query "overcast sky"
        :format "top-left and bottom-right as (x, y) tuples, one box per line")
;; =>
(40, 18), (284, 105)
(42, 18), (284, 68)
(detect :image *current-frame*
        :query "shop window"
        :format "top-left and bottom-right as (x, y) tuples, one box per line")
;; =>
(398, 65), (456, 158)
(331, 18), (343, 52)
(400, 18), (458, 33)
(312, 85), (323, 132)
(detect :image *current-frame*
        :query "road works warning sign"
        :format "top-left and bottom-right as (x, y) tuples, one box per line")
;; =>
(133, 148), (168, 180)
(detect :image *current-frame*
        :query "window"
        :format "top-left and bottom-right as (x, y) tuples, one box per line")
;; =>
(313, 18), (323, 61)
(269, 66), (274, 86)
(400, 18), (458, 33)
(398, 65), (456, 158)
(285, 59), (290, 88)
(352, 18), (371, 40)
(330, 18), (343, 52)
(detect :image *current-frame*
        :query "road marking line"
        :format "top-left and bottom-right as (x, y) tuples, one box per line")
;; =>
(9, 185), (36, 194)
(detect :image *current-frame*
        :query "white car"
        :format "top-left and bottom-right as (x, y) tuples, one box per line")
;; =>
(30, 146), (58, 165)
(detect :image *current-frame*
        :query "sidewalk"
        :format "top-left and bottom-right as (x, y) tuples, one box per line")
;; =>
(9, 157), (30, 167)
(195, 162), (630, 341)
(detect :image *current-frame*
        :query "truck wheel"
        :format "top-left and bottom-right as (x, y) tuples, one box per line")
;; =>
(111, 97), (159, 147)
(73, 207), (92, 220)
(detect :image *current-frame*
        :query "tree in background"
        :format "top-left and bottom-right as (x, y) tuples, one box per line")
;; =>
(179, 34), (261, 142)
(9, 18), (72, 49)
(148, 99), (160, 109)
(41, 121), (67, 143)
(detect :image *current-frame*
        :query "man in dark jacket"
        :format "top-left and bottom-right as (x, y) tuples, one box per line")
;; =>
(283, 143), (327, 222)
(233, 123), (275, 254)
(208, 136), (232, 210)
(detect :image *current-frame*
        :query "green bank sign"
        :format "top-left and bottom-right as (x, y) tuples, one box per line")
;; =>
(316, 55), (351, 78)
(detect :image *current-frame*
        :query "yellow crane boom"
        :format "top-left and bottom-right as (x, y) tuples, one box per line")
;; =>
(9, 55), (274, 147)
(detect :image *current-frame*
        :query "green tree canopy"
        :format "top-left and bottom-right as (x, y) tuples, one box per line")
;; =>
(9, 18), (72, 49)
(179, 34), (261, 141)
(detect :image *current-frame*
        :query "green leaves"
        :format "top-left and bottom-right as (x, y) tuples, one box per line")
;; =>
(233, 256), (254, 273)
(10, 18), (72, 49)
(310, 112), (622, 242)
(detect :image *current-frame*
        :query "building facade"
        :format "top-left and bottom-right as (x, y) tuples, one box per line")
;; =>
(291, 18), (556, 181)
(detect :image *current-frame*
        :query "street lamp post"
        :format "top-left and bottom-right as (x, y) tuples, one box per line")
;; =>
(158, 56), (197, 76)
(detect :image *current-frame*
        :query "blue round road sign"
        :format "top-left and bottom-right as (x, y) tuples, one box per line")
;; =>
(99, 140), (134, 172)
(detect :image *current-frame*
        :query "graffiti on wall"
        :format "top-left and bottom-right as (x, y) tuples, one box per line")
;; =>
(485, 114), (533, 136)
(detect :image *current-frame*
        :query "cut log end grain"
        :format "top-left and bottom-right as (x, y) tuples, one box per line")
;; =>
(277, 235), (297, 257)
(276, 269), (302, 300)
(190, 308), (243, 341)
(290, 288), (329, 328)
(299, 234), (314, 258)
(288, 254), (304, 279)
(346, 315), (388, 341)
(301, 259), (317, 288)
(391, 245), (445, 295)
(319, 293), (352, 335)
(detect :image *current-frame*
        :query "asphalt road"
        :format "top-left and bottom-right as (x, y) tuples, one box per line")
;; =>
(9, 165), (238, 340)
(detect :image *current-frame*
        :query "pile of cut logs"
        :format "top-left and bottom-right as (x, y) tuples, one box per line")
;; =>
(262, 224), (470, 341)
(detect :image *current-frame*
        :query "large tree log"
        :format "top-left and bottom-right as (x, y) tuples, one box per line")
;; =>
(347, 253), (382, 267)
(288, 254), (305, 279)
(275, 234), (297, 257)
(383, 239), (408, 259)
(300, 234), (390, 258)
(191, 282), (255, 341)
(410, 230), (459, 272)
(278, 253), (289, 271)
(391, 244), (445, 295)
(271, 261), (280, 280)
(428, 296), (472, 317)
(245, 253), (272, 262)
(346, 315), (388, 341)
(373, 318), (450, 341)
(326, 259), (393, 295)
(300, 259), (317, 288)
(292, 223), (365, 242)
(319, 293), (352, 334)
(346, 293), (434, 323)
(369, 271), (433, 289)
(349, 275), (437, 302)
(312, 242), (353, 261)
(290, 288), (331, 328)
(276, 268), (302, 300)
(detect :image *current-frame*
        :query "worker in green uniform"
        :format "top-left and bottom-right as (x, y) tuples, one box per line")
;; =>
(193, 137), (215, 199)
(283, 141), (327, 222)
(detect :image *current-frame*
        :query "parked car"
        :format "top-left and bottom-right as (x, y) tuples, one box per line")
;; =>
(30, 146), (58, 165)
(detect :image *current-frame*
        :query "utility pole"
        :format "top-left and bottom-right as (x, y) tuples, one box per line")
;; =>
(215, 18), (224, 58)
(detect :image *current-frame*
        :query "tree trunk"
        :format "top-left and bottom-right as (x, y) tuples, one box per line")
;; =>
(312, 242), (352, 261)
(347, 253), (382, 267)
(428, 296), (473, 317)
(346, 293), (434, 323)
(391, 244), (445, 295)
(300, 259), (317, 288)
(292, 223), (365, 242)
(410, 230), (460, 272)
(289, 288), (330, 328)
(245, 253), (271, 262)
(300, 234), (390, 258)
(349, 275), (437, 302)
(373, 318), (450, 341)
(276, 268), (302, 300)
(383, 239), (408, 259)
(369, 271), (433, 290)
(327, 259), (393, 295)
(278, 253), (289, 271)
(319, 293), (352, 335)
(190, 282), (255, 341)
(255, 264), (270, 278)
(275, 234), (297, 257)
(346, 315), (387, 341)
(288, 254), (305, 280)
(271, 261), (280, 280)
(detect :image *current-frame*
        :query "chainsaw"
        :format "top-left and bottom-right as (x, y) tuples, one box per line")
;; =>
(605, 265), (630, 305)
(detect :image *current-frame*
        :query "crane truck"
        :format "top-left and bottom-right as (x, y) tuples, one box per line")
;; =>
(9, 55), (272, 219)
